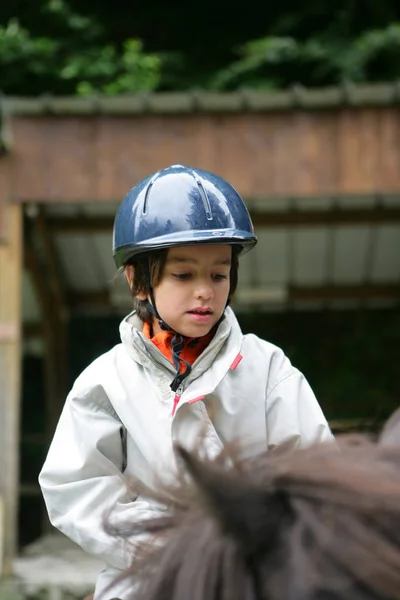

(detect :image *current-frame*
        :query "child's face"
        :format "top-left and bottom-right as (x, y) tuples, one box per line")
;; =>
(149, 244), (232, 337)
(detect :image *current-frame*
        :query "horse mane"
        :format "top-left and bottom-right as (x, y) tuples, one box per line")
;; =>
(110, 408), (400, 600)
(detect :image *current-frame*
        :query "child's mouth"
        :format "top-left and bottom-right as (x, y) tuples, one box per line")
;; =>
(187, 309), (213, 322)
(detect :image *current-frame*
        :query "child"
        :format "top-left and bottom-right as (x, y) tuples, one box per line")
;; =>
(39, 164), (333, 599)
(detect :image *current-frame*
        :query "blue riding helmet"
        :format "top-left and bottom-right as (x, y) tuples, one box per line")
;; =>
(113, 164), (257, 267)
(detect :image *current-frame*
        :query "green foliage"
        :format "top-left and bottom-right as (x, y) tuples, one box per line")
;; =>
(0, 19), (56, 78)
(0, 0), (162, 95)
(1, 1), (400, 95)
(209, 23), (400, 90)
(65, 39), (162, 96)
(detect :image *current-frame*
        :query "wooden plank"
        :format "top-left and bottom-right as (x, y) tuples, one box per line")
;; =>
(0, 496), (3, 577)
(253, 206), (400, 226)
(19, 484), (42, 497)
(68, 289), (110, 310)
(34, 210), (67, 309)
(24, 222), (65, 438)
(358, 108), (381, 192)
(68, 282), (400, 312)
(293, 111), (339, 196)
(0, 204), (22, 575)
(0, 322), (19, 341)
(0, 158), (11, 242)
(247, 114), (278, 196)
(23, 322), (44, 339)
(45, 206), (400, 234)
(289, 283), (400, 301)
(377, 108), (400, 191)
(8, 108), (400, 204)
(270, 111), (298, 197)
(329, 418), (381, 433)
(337, 108), (360, 194)
(33, 209), (69, 412)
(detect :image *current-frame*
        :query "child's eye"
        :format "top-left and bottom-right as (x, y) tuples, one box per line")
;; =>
(212, 274), (228, 281)
(173, 273), (191, 280)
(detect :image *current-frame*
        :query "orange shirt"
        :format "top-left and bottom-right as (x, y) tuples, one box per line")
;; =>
(142, 322), (215, 373)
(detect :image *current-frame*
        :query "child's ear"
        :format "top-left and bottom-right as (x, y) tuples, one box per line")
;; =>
(125, 265), (135, 289)
(125, 266), (148, 300)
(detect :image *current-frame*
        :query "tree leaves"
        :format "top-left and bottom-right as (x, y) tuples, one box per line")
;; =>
(1, 1), (400, 95)
(0, 0), (162, 95)
(209, 24), (400, 90)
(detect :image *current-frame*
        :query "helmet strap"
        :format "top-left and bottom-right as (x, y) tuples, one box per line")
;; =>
(169, 333), (192, 392)
(140, 259), (226, 394)
(143, 260), (169, 331)
(142, 258), (193, 392)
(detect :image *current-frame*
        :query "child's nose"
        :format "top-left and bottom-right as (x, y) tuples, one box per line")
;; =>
(194, 281), (214, 300)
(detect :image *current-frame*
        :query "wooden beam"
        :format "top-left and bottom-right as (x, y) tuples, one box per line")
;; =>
(24, 223), (61, 438)
(31, 209), (69, 405)
(0, 158), (11, 243)
(68, 282), (400, 312)
(4, 84), (400, 117)
(47, 215), (113, 233)
(68, 289), (111, 310)
(252, 206), (400, 227)
(21, 433), (47, 445)
(46, 206), (400, 234)
(0, 497), (3, 577)
(23, 321), (44, 339)
(329, 418), (381, 433)
(8, 108), (400, 202)
(19, 484), (42, 497)
(33, 209), (68, 310)
(0, 204), (22, 575)
(289, 283), (400, 301)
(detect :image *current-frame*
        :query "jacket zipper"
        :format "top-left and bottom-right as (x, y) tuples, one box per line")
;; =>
(171, 384), (183, 417)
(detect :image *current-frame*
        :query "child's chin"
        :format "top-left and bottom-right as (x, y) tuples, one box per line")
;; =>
(180, 323), (212, 338)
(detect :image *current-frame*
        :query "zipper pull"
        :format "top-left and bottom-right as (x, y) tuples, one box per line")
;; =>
(171, 385), (183, 417)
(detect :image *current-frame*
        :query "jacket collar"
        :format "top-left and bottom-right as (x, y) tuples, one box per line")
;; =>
(119, 307), (242, 385)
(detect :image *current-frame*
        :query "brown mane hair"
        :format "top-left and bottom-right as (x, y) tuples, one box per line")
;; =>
(112, 408), (400, 600)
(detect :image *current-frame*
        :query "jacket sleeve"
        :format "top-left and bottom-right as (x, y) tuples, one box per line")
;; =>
(39, 384), (165, 570)
(265, 364), (334, 451)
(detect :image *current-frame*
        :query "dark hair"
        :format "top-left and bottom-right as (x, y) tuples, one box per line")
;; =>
(110, 409), (400, 600)
(125, 246), (240, 323)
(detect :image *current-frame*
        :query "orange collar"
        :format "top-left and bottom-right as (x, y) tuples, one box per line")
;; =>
(142, 322), (215, 373)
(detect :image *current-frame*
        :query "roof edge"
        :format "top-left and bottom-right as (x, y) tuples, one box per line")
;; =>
(2, 82), (400, 117)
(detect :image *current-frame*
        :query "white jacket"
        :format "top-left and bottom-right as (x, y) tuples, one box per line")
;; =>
(39, 307), (332, 598)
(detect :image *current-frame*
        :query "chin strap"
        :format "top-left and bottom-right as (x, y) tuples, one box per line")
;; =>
(141, 258), (226, 393)
(169, 334), (197, 392)
(142, 261), (197, 392)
